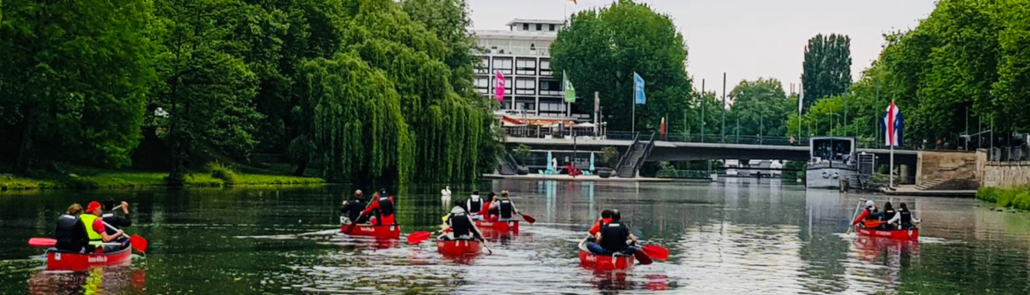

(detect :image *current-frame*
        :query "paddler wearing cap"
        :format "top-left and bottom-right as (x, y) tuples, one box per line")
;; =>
(81, 201), (125, 252)
(361, 188), (396, 226)
(851, 200), (882, 229)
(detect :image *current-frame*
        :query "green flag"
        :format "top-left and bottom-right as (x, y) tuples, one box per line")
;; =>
(564, 71), (576, 103)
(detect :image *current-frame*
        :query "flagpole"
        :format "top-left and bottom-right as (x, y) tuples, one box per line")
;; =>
(890, 143), (895, 189)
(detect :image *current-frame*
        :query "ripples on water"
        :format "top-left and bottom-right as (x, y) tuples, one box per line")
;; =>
(3, 180), (1030, 294)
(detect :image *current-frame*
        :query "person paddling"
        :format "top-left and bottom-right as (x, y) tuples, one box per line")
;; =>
(81, 201), (125, 252)
(340, 190), (369, 224)
(481, 192), (498, 220)
(466, 191), (485, 221)
(101, 200), (133, 250)
(879, 202), (897, 230)
(440, 201), (485, 241)
(851, 200), (882, 229)
(589, 209), (614, 237)
(488, 190), (520, 222)
(888, 202), (921, 229)
(587, 209), (639, 255)
(55, 204), (88, 253)
(362, 188), (396, 226)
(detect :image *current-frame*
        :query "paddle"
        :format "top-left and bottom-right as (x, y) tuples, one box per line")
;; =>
(29, 238), (57, 247)
(407, 231), (433, 245)
(518, 212), (536, 224)
(845, 201), (863, 234)
(103, 221), (148, 254)
(479, 237), (493, 255)
(640, 245), (669, 261)
(634, 249), (654, 265)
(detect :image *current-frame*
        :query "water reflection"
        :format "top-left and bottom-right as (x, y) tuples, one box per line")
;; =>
(28, 266), (146, 295)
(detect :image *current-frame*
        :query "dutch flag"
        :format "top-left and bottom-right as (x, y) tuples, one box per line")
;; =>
(881, 101), (905, 147)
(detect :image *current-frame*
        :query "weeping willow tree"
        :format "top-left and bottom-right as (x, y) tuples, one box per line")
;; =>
(299, 0), (494, 183)
(298, 52), (414, 183)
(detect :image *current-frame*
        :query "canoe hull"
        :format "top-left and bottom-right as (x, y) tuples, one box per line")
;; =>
(855, 227), (919, 241)
(436, 239), (483, 256)
(578, 239), (634, 270)
(474, 220), (519, 233)
(578, 250), (634, 271)
(46, 246), (133, 271)
(340, 224), (401, 239)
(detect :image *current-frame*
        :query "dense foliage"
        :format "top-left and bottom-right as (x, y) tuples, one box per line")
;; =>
(727, 78), (793, 138)
(793, 0), (1030, 146)
(801, 34), (851, 109)
(550, 0), (693, 133)
(0, 0), (497, 184)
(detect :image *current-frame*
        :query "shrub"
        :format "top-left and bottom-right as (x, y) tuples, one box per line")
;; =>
(207, 162), (239, 185)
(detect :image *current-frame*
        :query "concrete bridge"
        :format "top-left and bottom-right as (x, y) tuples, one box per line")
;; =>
(504, 136), (921, 166)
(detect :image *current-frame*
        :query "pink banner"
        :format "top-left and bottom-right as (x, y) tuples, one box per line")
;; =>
(495, 71), (506, 102)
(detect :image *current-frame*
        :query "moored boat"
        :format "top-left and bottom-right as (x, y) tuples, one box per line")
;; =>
(436, 239), (483, 256)
(577, 239), (634, 271)
(474, 220), (519, 233)
(46, 246), (133, 271)
(855, 226), (919, 241)
(340, 223), (401, 239)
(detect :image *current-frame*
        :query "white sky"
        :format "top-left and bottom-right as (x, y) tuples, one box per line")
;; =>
(467, 0), (937, 96)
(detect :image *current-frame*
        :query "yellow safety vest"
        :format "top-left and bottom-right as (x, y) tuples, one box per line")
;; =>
(79, 214), (104, 245)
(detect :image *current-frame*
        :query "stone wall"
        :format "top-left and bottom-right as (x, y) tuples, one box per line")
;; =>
(982, 162), (1030, 188)
(915, 151), (979, 189)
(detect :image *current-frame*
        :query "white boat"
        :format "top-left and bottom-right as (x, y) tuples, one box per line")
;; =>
(806, 137), (858, 189)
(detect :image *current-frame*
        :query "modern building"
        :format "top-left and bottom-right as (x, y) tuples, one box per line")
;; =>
(474, 19), (588, 120)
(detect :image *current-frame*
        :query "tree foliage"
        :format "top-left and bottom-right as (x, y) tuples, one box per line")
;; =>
(551, 0), (692, 133)
(801, 34), (851, 109)
(0, 0), (158, 171)
(728, 78), (792, 137)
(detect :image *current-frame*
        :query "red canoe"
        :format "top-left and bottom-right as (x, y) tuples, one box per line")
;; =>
(436, 239), (483, 256)
(855, 226), (919, 241)
(475, 220), (519, 233)
(46, 246), (133, 271)
(340, 223), (401, 239)
(578, 239), (634, 271)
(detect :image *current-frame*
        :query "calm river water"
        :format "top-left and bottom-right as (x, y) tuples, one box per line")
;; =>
(2, 179), (1030, 294)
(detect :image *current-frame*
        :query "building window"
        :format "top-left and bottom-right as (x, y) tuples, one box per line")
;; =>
(549, 24), (555, 31)
(539, 59), (553, 76)
(492, 57), (513, 75)
(523, 23), (529, 31)
(515, 78), (536, 95)
(516, 58), (536, 75)
(539, 102), (566, 113)
(475, 76), (490, 94)
(475, 56), (489, 74)
(536, 24), (543, 31)
(539, 79), (562, 96)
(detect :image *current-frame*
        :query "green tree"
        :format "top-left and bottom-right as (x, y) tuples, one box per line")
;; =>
(801, 34), (851, 109)
(400, 0), (479, 98)
(728, 78), (791, 139)
(150, 0), (261, 185)
(551, 0), (692, 132)
(991, 0), (1030, 132)
(0, 0), (158, 172)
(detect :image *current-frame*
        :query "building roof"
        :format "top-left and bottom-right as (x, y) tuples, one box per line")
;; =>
(506, 19), (565, 26)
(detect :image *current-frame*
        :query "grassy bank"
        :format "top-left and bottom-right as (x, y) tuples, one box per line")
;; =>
(977, 187), (1030, 210)
(1, 168), (324, 191)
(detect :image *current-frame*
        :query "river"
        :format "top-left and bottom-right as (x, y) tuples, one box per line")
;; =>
(2, 179), (1030, 294)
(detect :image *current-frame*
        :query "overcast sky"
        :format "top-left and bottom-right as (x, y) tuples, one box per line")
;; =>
(467, 0), (937, 96)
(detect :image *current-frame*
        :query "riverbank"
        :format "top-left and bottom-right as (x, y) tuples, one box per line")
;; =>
(977, 187), (1030, 210)
(0, 171), (324, 191)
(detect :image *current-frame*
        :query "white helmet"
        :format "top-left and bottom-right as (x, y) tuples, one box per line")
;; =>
(865, 200), (875, 208)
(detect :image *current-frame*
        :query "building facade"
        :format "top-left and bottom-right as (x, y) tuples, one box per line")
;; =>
(474, 19), (587, 120)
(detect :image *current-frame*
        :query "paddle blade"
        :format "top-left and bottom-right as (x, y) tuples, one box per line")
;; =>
(407, 232), (432, 245)
(28, 238), (57, 247)
(129, 235), (148, 254)
(519, 213), (536, 224)
(634, 250), (653, 265)
(642, 245), (669, 261)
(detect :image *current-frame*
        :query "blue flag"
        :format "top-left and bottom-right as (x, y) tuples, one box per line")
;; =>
(633, 72), (646, 105)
